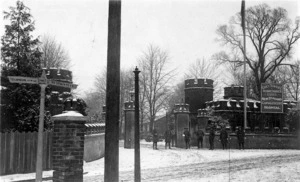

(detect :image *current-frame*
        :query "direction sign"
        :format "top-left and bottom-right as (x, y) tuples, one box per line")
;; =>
(8, 73), (77, 89)
(261, 83), (283, 113)
(8, 76), (38, 84)
(48, 80), (77, 89)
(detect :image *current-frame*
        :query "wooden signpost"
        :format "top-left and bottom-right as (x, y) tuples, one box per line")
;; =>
(8, 70), (77, 182)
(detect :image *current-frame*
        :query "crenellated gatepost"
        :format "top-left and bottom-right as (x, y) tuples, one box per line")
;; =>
(124, 96), (135, 149)
(174, 103), (190, 148)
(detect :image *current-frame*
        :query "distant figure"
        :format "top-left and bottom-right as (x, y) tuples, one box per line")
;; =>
(194, 127), (205, 149)
(220, 128), (228, 150)
(236, 127), (245, 150)
(171, 129), (176, 147)
(209, 127), (215, 150)
(164, 128), (172, 149)
(183, 128), (191, 149)
(152, 127), (159, 150)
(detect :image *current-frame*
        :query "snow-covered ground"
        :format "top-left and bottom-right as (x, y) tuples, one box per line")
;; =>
(1, 140), (300, 182)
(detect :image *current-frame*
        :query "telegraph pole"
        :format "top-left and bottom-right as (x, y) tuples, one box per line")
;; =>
(134, 67), (141, 182)
(241, 0), (247, 129)
(104, 0), (121, 181)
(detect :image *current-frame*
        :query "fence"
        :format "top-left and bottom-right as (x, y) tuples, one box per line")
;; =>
(0, 131), (53, 175)
(0, 124), (105, 175)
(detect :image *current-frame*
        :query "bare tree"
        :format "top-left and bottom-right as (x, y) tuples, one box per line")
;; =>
(226, 65), (258, 99)
(119, 69), (135, 136)
(185, 58), (223, 99)
(139, 76), (148, 132)
(269, 60), (300, 101)
(186, 58), (219, 78)
(224, 62), (243, 85)
(84, 91), (104, 122)
(94, 68), (107, 98)
(214, 4), (300, 98)
(138, 45), (176, 132)
(40, 35), (71, 69)
(83, 69), (106, 121)
(86, 68), (134, 134)
(286, 61), (300, 101)
(166, 79), (185, 112)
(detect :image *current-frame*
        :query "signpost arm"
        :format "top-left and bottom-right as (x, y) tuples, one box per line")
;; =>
(35, 83), (47, 182)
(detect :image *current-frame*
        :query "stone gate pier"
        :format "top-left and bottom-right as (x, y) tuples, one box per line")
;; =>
(174, 103), (190, 148)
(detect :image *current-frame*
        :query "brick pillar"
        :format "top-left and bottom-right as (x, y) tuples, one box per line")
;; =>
(197, 109), (209, 130)
(174, 103), (190, 148)
(52, 98), (86, 182)
(124, 100), (135, 149)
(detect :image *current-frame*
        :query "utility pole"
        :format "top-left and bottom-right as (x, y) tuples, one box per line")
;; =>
(241, 0), (247, 129)
(134, 67), (141, 182)
(104, 0), (121, 182)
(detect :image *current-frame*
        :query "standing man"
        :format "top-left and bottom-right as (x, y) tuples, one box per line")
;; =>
(220, 127), (228, 150)
(152, 126), (159, 150)
(183, 128), (191, 149)
(194, 127), (205, 149)
(236, 127), (245, 150)
(164, 127), (172, 149)
(171, 128), (176, 147)
(209, 127), (215, 150)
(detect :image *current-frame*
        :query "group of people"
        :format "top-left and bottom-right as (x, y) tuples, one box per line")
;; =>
(152, 126), (246, 150)
(207, 126), (245, 150)
(208, 127), (228, 150)
(152, 127), (176, 150)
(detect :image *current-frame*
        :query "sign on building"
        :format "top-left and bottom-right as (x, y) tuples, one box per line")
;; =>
(261, 83), (283, 113)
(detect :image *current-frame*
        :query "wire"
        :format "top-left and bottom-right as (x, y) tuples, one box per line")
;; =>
(228, 136), (231, 182)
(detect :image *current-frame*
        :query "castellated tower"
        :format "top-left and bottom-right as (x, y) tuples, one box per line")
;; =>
(184, 78), (214, 114)
(44, 68), (74, 116)
(44, 68), (73, 93)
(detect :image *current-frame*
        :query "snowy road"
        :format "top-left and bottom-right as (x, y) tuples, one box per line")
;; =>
(139, 154), (300, 182)
(85, 151), (300, 181)
(2, 141), (300, 182)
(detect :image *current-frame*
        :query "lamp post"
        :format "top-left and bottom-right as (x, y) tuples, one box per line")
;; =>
(133, 67), (141, 182)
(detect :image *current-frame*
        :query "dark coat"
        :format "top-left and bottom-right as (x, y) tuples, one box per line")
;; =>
(152, 129), (159, 143)
(164, 130), (172, 143)
(171, 129), (176, 136)
(183, 130), (191, 141)
(209, 129), (215, 142)
(220, 129), (228, 142)
(237, 129), (245, 143)
(195, 130), (204, 139)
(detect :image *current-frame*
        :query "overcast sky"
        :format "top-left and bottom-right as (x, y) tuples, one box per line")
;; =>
(1, 0), (299, 96)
